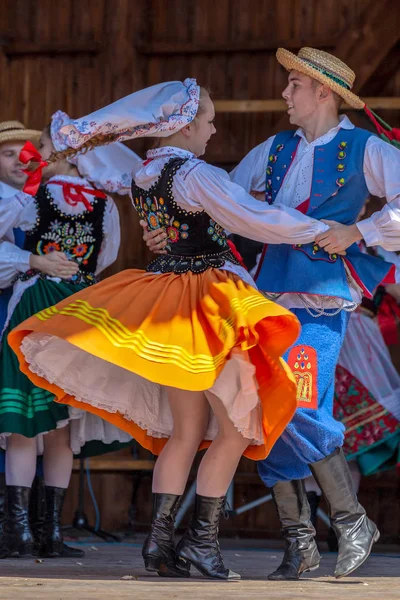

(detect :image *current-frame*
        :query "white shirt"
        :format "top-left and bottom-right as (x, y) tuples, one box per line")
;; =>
(0, 181), (32, 278)
(132, 146), (328, 243)
(0, 174), (120, 332)
(231, 116), (400, 311)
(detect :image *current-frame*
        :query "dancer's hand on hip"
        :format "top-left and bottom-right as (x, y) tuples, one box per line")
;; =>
(315, 220), (362, 254)
(140, 220), (168, 254)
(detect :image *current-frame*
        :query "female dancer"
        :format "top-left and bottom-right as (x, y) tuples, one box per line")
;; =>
(0, 111), (135, 558)
(9, 80), (329, 578)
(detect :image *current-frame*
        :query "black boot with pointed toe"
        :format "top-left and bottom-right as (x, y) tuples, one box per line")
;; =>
(176, 494), (241, 580)
(142, 493), (189, 577)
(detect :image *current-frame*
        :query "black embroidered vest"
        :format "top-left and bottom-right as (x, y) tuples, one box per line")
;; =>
(132, 158), (240, 273)
(21, 184), (106, 285)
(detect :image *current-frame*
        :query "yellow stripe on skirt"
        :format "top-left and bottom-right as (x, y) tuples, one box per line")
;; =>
(9, 268), (300, 460)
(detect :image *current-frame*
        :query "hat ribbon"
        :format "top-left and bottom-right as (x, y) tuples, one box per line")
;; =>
(50, 181), (107, 212)
(301, 59), (352, 90)
(19, 141), (49, 195)
(364, 106), (400, 149)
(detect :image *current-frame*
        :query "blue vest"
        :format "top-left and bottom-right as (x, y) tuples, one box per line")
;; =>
(256, 128), (394, 301)
(0, 228), (25, 330)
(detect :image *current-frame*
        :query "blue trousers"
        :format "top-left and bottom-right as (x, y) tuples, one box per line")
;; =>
(258, 309), (349, 488)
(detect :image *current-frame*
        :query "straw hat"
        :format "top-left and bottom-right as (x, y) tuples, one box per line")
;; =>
(0, 121), (41, 147)
(276, 47), (364, 109)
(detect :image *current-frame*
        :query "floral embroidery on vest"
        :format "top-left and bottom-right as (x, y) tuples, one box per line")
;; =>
(132, 158), (240, 274)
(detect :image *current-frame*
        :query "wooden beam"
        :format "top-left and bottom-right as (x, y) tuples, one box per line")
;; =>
(273, 0), (400, 131)
(361, 42), (400, 96)
(334, 0), (400, 93)
(72, 457), (154, 471)
(1, 41), (101, 56)
(135, 37), (337, 56)
(214, 97), (400, 113)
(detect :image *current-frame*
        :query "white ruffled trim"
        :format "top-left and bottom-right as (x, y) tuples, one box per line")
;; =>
(21, 333), (264, 445)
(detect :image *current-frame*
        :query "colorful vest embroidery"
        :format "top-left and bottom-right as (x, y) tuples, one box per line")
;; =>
(255, 127), (394, 301)
(132, 158), (240, 274)
(22, 184), (106, 285)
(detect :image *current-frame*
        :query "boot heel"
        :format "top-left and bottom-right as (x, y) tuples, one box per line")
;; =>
(176, 555), (191, 571)
(144, 554), (162, 572)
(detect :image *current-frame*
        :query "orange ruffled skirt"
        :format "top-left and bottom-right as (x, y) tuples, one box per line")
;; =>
(9, 268), (300, 460)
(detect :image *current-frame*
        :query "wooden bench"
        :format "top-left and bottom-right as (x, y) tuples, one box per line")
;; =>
(72, 456), (154, 471)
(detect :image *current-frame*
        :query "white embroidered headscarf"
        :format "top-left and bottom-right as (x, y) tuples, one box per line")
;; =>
(50, 110), (140, 195)
(59, 78), (200, 148)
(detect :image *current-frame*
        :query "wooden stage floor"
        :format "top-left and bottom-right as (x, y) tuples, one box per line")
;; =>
(0, 540), (399, 600)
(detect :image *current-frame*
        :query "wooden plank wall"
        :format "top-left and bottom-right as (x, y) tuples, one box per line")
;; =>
(0, 0), (399, 542)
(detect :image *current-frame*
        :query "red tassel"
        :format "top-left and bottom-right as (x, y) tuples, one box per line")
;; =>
(364, 106), (400, 147)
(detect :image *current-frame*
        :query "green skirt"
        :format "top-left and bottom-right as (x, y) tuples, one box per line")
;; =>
(0, 278), (132, 458)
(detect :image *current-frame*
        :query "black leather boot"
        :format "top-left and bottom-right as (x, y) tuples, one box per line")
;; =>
(39, 486), (67, 558)
(268, 480), (321, 581)
(30, 478), (84, 559)
(142, 493), (189, 577)
(310, 448), (379, 578)
(29, 476), (46, 555)
(0, 473), (8, 558)
(6, 485), (34, 557)
(176, 494), (241, 580)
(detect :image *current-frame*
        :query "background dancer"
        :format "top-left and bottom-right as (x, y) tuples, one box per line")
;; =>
(0, 120), (88, 559)
(0, 111), (135, 559)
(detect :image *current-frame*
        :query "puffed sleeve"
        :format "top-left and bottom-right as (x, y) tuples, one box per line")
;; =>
(357, 137), (400, 250)
(0, 241), (31, 288)
(0, 193), (27, 238)
(185, 162), (328, 244)
(95, 196), (121, 274)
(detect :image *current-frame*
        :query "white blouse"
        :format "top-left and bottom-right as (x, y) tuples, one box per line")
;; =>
(0, 174), (120, 332)
(132, 146), (328, 243)
(131, 146), (330, 288)
(0, 181), (32, 281)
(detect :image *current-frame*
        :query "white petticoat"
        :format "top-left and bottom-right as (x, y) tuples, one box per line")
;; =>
(0, 400), (132, 455)
(20, 333), (264, 446)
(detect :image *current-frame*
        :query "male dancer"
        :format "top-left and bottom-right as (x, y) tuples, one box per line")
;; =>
(142, 48), (400, 580)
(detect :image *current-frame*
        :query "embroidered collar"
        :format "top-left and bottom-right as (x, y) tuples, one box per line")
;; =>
(295, 115), (355, 146)
(146, 146), (196, 161)
(47, 174), (93, 188)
